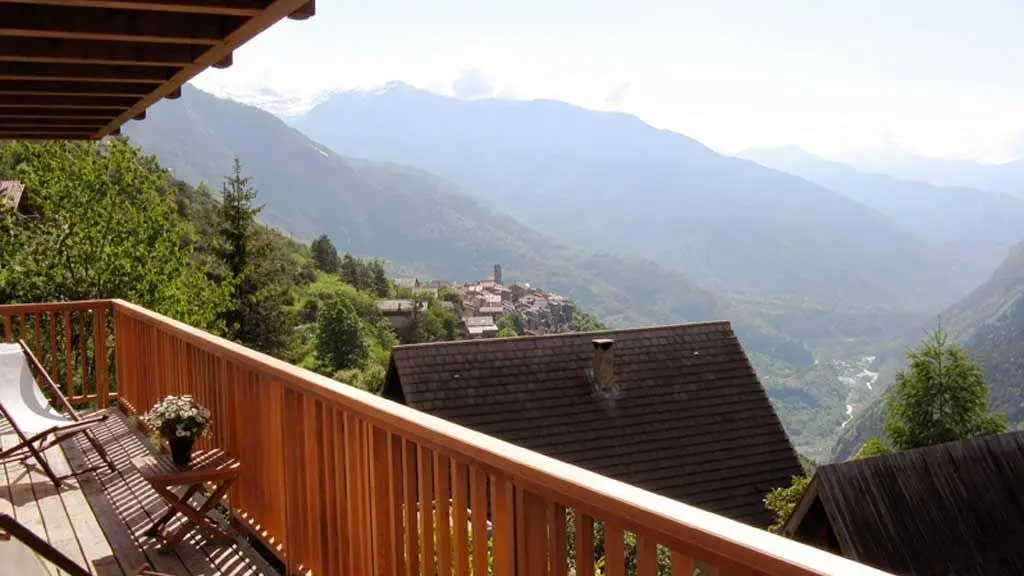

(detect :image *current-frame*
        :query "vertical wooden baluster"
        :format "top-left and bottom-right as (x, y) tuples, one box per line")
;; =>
(371, 425), (396, 575)
(491, 474), (514, 576)
(636, 534), (657, 576)
(32, 313), (42, 361)
(333, 403), (350, 576)
(453, 460), (470, 576)
(671, 551), (695, 576)
(305, 398), (323, 573)
(94, 307), (108, 407)
(403, 439), (419, 576)
(552, 504), (567, 576)
(10, 313), (19, 342)
(575, 512), (594, 576)
(604, 521), (625, 576)
(435, 452), (452, 576)
(1, 314), (9, 342)
(522, 491), (550, 576)
(390, 432), (406, 575)
(48, 311), (58, 384)
(344, 411), (363, 575)
(515, 487), (526, 573)
(418, 445), (435, 576)
(79, 310), (88, 400)
(62, 311), (72, 398)
(470, 467), (488, 576)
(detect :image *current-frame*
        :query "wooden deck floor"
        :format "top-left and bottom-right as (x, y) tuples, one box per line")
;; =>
(0, 411), (277, 576)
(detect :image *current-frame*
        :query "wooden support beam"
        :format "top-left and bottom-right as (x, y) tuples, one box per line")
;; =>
(0, 37), (202, 66)
(289, 0), (314, 20)
(166, 86), (182, 99)
(0, 125), (96, 134)
(0, 80), (155, 98)
(5, 1), (270, 16)
(0, 119), (109, 129)
(93, 0), (314, 139)
(0, 94), (138, 109)
(0, 131), (96, 140)
(133, 110), (146, 121)
(0, 108), (119, 119)
(213, 53), (232, 68)
(0, 4), (247, 45)
(0, 62), (175, 83)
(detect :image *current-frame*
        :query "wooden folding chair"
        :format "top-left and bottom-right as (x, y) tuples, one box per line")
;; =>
(0, 513), (172, 576)
(0, 340), (116, 488)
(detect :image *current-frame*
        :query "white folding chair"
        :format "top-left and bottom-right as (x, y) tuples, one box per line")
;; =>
(0, 340), (115, 487)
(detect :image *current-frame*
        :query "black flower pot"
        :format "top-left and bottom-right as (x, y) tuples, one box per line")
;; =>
(169, 436), (195, 466)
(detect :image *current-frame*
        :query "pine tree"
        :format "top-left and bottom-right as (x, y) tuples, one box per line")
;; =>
(884, 326), (1006, 450)
(310, 233), (340, 273)
(215, 159), (293, 355)
(316, 298), (365, 371)
(368, 259), (390, 297)
(340, 253), (360, 286)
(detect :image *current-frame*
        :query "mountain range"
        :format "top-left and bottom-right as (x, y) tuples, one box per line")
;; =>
(839, 147), (1024, 196)
(123, 83), (1024, 461)
(124, 86), (734, 332)
(291, 82), (971, 315)
(740, 147), (1024, 285)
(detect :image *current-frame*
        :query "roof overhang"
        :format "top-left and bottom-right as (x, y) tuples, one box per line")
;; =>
(0, 0), (314, 140)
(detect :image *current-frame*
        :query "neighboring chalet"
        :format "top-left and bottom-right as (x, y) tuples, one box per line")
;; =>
(383, 322), (803, 527)
(784, 431), (1024, 575)
(376, 299), (427, 343)
(462, 315), (498, 339)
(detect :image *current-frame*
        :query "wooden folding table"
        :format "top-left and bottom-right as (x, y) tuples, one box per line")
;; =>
(131, 448), (241, 551)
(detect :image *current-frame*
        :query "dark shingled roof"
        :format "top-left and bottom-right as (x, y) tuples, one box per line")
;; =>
(785, 432), (1024, 575)
(383, 322), (802, 527)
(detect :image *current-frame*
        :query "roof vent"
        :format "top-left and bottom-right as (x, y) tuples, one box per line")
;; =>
(591, 338), (616, 396)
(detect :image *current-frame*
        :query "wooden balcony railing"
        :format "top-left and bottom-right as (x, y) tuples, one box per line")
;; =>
(0, 300), (890, 576)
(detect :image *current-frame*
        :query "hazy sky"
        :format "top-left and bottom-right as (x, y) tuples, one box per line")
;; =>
(193, 0), (1024, 162)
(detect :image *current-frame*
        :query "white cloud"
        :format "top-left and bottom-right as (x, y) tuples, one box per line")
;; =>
(451, 68), (494, 99)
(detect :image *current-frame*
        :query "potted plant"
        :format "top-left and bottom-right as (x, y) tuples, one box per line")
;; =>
(144, 395), (212, 466)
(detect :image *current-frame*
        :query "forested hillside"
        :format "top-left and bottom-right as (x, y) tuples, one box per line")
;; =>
(292, 83), (970, 315)
(0, 140), (457, 393)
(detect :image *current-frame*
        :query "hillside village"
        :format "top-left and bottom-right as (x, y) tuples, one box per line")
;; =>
(379, 264), (577, 341)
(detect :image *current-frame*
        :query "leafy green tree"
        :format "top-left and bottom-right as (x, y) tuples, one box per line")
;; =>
(572, 309), (609, 332)
(884, 326), (1006, 451)
(497, 326), (518, 338)
(764, 474), (810, 533)
(310, 233), (340, 273)
(498, 311), (526, 336)
(340, 252), (373, 291)
(316, 298), (365, 371)
(214, 159), (294, 355)
(854, 437), (893, 459)
(437, 286), (463, 310)
(368, 259), (390, 297)
(417, 300), (460, 343)
(0, 139), (227, 328)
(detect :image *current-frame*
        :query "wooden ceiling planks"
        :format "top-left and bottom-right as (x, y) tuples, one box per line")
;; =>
(0, 0), (314, 140)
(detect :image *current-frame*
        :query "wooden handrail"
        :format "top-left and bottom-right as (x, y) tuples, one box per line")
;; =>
(3, 299), (890, 575)
(0, 300), (112, 314)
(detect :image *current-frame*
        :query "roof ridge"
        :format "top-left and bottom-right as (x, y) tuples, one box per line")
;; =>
(393, 319), (734, 351)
